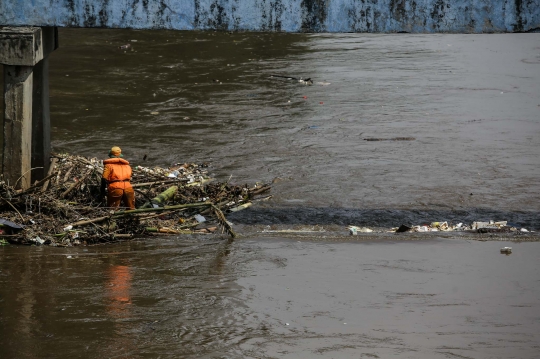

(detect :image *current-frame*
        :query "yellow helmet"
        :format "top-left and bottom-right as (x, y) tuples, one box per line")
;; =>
(109, 146), (123, 158)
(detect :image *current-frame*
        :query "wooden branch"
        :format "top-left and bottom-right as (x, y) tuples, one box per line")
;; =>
(13, 173), (56, 197)
(211, 204), (236, 238)
(0, 197), (25, 222)
(42, 157), (59, 192)
(250, 185), (271, 196)
(63, 166), (74, 183)
(61, 169), (93, 198)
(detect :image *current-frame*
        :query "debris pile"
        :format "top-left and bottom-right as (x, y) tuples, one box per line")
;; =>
(347, 220), (532, 235)
(391, 220), (530, 234)
(0, 154), (271, 246)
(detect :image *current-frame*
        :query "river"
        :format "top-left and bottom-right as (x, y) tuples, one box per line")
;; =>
(1, 30), (539, 358)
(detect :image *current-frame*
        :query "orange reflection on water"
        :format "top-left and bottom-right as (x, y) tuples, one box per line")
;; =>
(106, 265), (132, 318)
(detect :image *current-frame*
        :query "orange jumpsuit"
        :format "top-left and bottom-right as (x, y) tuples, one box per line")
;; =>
(102, 158), (135, 209)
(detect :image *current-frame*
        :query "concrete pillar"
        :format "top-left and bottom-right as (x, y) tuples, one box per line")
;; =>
(31, 54), (51, 183)
(0, 27), (57, 189)
(3, 66), (33, 189)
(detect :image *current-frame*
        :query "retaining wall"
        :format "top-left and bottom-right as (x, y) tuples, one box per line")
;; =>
(0, 0), (539, 33)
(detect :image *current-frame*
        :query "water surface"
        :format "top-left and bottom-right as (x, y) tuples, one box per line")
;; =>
(1, 30), (540, 358)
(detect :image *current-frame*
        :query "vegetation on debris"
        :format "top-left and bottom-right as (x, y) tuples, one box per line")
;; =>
(0, 153), (271, 246)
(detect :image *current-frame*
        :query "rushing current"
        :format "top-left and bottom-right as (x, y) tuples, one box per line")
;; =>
(1, 30), (539, 358)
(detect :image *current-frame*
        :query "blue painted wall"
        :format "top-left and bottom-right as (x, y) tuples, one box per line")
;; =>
(0, 0), (538, 33)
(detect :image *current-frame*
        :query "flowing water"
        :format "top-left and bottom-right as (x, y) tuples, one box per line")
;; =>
(1, 30), (540, 358)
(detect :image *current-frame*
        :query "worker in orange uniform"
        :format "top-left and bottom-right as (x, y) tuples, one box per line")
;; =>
(101, 146), (136, 209)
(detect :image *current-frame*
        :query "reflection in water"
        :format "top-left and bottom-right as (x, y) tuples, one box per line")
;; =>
(106, 265), (132, 317)
(103, 264), (136, 358)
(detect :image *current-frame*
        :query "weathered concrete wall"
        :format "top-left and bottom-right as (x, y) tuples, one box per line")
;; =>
(0, 0), (538, 33)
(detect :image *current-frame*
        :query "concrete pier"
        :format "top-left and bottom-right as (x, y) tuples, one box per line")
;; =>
(0, 27), (57, 189)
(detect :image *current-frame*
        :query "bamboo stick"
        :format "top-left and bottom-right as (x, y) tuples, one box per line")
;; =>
(113, 202), (211, 216)
(141, 185), (178, 209)
(185, 178), (213, 187)
(131, 179), (188, 188)
(68, 203), (210, 228)
(145, 227), (192, 234)
(228, 202), (252, 212)
(112, 233), (133, 239)
(70, 216), (110, 228)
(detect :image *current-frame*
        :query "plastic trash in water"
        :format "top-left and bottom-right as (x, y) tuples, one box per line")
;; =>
(63, 225), (73, 231)
(520, 228), (529, 232)
(167, 170), (179, 178)
(30, 236), (45, 245)
(0, 218), (24, 230)
(348, 226), (373, 234)
(500, 247), (512, 254)
(194, 214), (206, 223)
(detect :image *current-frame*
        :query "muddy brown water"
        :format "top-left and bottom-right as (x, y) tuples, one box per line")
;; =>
(1, 30), (540, 358)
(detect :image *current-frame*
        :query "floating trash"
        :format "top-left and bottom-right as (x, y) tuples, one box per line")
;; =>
(347, 226), (373, 234)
